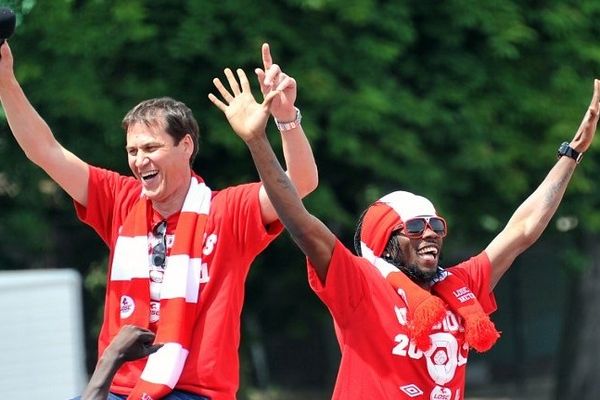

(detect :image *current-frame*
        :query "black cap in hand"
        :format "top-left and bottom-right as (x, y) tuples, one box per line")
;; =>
(0, 8), (16, 44)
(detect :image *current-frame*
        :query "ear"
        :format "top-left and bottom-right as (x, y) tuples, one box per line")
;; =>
(181, 133), (194, 157)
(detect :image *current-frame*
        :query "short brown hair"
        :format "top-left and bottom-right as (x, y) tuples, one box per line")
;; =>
(122, 97), (199, 165)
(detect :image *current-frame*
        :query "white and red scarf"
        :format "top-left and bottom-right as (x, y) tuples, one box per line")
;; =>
(109, 174), (211, 399)
(359, 191), (499, 353)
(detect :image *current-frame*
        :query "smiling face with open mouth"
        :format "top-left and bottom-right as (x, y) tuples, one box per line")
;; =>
(387, 223), (444, 283)
(126, 117), (193, 216)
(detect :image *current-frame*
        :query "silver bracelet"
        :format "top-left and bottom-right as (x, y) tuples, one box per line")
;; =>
(274, 107), (302, 132)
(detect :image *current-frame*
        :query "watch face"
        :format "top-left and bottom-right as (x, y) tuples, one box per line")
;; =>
(558, 142), (570, 156)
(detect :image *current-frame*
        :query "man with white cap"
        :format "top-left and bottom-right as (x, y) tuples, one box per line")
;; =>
(209, 69), (600, 399)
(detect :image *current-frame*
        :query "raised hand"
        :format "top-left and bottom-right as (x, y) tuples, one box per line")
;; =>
(209, 67), (279, 142)
(570, 79), (600, 153)
(0, 42), (15, 84)
(255, 43), (297, 122)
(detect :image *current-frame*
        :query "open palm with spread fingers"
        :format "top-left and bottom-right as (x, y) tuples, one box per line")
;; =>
(209, 68), (280, 142)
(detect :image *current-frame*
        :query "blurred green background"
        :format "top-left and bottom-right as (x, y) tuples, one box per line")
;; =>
(2, 0), (600, 399)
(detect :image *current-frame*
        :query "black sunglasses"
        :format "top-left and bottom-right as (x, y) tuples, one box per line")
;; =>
(151, 220), (167, 268)
(401, 216), (447, 239)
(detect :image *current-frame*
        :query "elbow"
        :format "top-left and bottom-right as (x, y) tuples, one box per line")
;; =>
(22, 133), (59, 168)
(518, 234), (539, 252)
(23, 147), (45, 167)
(519, 222), (550, 250)
(304, 171), (319, 197)
(297, 167), (319, 198)
(25, 146), (58, 170)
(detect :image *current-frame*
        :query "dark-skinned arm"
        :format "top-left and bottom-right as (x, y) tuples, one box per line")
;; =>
(208, 68), (335, 283)
(246, 133), (335, 282)
(82, 325), (163, 400)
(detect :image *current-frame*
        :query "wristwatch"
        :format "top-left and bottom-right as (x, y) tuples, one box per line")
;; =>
(274, 107), (302, 132)
(557, 142), (583, 164)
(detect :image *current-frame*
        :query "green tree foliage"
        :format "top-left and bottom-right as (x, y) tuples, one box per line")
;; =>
(1, 0), (600, 396)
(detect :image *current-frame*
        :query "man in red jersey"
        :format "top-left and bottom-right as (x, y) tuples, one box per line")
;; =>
(210, 68), (599, 400)
(0, 41), (317, 400)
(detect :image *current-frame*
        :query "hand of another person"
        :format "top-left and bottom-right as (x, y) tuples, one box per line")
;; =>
(106, 325), (163, 363)
(255, 43), (297, 122)
(209, 68), (279, 142)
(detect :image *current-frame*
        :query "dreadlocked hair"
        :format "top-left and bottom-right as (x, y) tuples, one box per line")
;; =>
(354, 202), (442, 283)
(353, 207), (370, 256)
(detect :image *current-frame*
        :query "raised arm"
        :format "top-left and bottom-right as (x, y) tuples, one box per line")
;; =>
(254, 43), (318, 224)
(209, 68), (335, 283)
(0, 42), (89, 205)
(486, 79), (600, 289)
(82, 325), (162, 400)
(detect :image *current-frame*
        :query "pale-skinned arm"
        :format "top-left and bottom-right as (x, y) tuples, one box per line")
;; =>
(209, 68), (334, 283)
(486, 79), (600, 289)
(253, 43), (318, 225)
(0, 42), (89, 205)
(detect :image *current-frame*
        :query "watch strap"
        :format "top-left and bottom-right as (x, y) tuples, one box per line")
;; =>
(274, 107), (302, 132)
(557, 142), (583, 164)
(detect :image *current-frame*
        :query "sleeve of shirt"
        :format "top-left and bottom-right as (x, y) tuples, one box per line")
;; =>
(448, 251), (497, 314)
(307, 239), (370, 328)
(73, 166), (137, 246)
(215, 182), (284, 258)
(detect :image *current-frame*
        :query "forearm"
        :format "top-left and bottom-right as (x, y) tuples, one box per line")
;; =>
(249, 133), (311, 234)
(247, 133), (335, 279)
(82, 353), (123, 400)
(0, 74), (60, 164)
(509, 156), (576, 244)
(487, 80), (599, 288)
(487, 156), (577, 288)
(280, 124), (318, 197)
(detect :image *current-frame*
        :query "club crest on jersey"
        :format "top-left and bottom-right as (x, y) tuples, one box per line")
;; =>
(120, 295), (135, 319)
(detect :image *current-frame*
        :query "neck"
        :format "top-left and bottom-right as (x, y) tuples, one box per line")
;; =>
(152, 176), (191, 218)
(399, 263), (442, 287)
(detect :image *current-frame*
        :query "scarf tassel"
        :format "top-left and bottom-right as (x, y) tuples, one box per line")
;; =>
(409, 296), (447, 351)
(462, 305), (501, 352)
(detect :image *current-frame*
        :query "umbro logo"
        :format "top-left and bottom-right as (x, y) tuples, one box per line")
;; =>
(400, 384), (424, 397)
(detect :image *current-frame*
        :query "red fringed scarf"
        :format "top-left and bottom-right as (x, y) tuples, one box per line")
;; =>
(109, 175), (211, 399)
(359, 191), (499, 352)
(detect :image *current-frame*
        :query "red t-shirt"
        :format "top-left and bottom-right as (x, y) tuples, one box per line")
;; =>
(75, 166), (283, 400)
(308, 240), (497, 400)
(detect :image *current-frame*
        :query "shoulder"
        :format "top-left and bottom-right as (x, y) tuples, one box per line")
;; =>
(448, 252), (491, 273)
(89, 165), (141, 209)
(89, 165), (139, 192)
(319, 239), (383, 285)
(211, 182), (261, 199)
(208, 182), (261, 212)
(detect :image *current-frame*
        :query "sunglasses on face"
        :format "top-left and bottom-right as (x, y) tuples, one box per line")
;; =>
(151, 220), (167, 268)
(400, 216), (447, 239)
